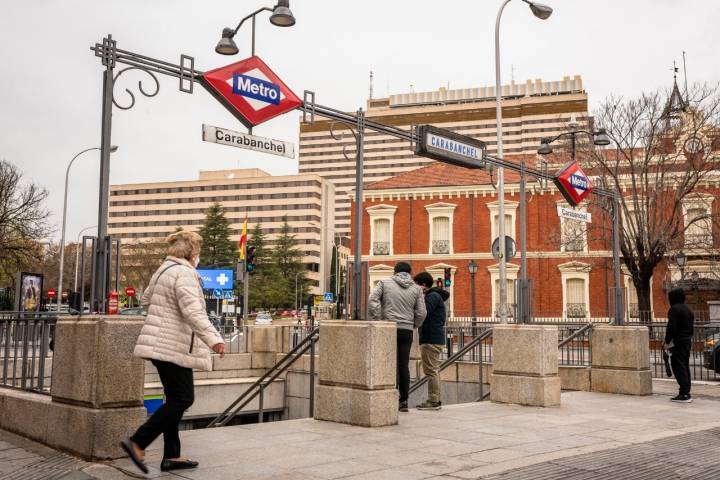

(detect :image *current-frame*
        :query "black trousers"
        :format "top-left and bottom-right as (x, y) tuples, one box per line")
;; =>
(397, 329), (413, 403)
(671, 343), (692, 396)
(131, 359), (194, 459)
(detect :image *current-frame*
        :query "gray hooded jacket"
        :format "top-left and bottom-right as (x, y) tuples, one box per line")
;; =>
(368, 272), (426, 330)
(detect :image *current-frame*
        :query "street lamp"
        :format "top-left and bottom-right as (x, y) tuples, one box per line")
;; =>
(215, 1), (296, 56)
(468, 259), (478, 337)
(537, 128), (611, 159)
(494, 0), (552, 324)
(57, 146), (117, 311)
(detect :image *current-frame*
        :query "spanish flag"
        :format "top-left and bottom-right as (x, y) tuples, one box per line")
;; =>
(238, 216), (248, 260)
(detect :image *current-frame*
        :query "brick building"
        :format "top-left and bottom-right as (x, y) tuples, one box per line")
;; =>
(351, 159), (720, 321)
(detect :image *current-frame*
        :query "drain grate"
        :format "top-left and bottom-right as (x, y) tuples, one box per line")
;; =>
(479, 427), (720, 479)
(0, 453), (87, 480)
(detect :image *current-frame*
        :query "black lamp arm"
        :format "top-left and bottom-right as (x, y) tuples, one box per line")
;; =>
(231, 6), (273, 37)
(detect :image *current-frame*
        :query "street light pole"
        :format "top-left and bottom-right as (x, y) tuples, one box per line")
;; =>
(58, 147), (116, 311)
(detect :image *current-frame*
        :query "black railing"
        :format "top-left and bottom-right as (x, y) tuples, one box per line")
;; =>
(628, 321), (720, 382)
(0, 313), (56, 394)
(206, 326), (319, 428)
(558, 322), (593, 366)
(410, 328), (493, 400)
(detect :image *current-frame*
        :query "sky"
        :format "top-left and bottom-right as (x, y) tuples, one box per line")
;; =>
(1, 0), (719, 243)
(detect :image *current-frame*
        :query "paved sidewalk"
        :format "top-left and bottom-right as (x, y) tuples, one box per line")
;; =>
(107, 389), (720, 480)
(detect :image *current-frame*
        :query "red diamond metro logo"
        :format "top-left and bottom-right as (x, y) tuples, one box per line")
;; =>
(200, 56), (302, 128)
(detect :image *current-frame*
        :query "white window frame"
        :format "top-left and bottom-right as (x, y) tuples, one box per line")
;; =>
(368, 264), (394, 290)
(556, 200), (588, 253)
(366, 204), (397, 256)
(682, 193), (714, 249)
(558, 261), (591, 319)
(487, 263), (519, 318)
(425, 263), (456, 317)
(487, 200), (518, 244)
(425, 202), (457, 255)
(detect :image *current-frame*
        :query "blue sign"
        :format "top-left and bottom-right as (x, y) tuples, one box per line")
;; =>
(324, 292), (334, 302)
(223, 291), (234, 300)
(213, 288), (223, 299)
(197, 269), (234, 290)
(569, 173), (589, 191)
(232, 74), (281, 105)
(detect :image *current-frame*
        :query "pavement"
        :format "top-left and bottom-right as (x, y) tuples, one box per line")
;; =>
(3, 380), (720, 480)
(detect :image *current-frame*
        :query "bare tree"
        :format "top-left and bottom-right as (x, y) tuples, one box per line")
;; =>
(0, 160), (52, 284)
(582, 82), (720, 317)
(120, 240), (166, 294)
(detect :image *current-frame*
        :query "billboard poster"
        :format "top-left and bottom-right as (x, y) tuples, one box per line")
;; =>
(16, 272), (43, 313)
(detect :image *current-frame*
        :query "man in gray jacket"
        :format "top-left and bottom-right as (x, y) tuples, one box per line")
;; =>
(368, 262), (426, 412)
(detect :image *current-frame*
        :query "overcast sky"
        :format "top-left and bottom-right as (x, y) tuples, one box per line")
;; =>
(1, 0), (719, 242)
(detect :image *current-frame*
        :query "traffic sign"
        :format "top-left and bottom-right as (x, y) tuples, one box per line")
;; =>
(223, 290), (234, 300)
(125, 286), (137, 297)
(415, 125), (487, 170)
(557, 206), (592, 223)
(491, 236), (517, 261)
(197, 269), (234, 290)
(323, 292), (334, 302)
(47, 288), (57, 298)
(213, 288), (223, 299)
(554, 162), (593, 207)
(200, 56), (302, 129)
(202, 124), (295, 158)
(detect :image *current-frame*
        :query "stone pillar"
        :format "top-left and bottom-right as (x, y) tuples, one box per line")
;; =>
(490, 325), (560, 407)
(314, 321), (398, 427)
(49, 315), (147, 459)
(248, 325), (281, 369)
(591, 325), (652, 395)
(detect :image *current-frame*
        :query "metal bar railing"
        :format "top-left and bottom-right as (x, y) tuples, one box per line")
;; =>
(206, 326), (320, 428)
(409, 328), (493, 396)
(558, 322), (593, 367)
(0, 314), (56, 394)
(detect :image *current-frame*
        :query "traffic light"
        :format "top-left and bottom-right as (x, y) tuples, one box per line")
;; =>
(246, 245), (256, 272)
(444, 268), (452, 288)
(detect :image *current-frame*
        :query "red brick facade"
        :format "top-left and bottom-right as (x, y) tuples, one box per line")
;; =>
(350, 161), (716, 320)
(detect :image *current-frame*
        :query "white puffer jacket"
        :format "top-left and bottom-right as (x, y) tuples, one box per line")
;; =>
(134, 256), (224, 371)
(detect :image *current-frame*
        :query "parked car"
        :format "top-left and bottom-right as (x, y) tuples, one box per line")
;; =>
(255, 312), (273, 325)
(119, 307), (147, 316)
(701, 321), (720, 372)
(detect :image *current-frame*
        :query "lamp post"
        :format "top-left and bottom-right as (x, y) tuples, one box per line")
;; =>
(294, 271), (302, 317)
(57, 146), (117, 311)
(494, 0), (552, 324)
(468, 260), (479, 359)
(215, 1), (296, 57)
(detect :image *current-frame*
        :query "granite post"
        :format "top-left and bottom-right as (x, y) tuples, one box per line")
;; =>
(314, 320), (398, 427)
(490, 324), (560, 407)
(48, 315), (147, 459)
(591, 325), (652, 395)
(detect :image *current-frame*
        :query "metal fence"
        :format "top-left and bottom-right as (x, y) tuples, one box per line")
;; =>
(627, 321), (720, 382)
(0, 313), (56, 394)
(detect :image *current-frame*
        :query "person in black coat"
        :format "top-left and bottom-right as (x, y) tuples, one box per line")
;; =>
(413, 272), (450, 410)
(664, 288), (694, 403)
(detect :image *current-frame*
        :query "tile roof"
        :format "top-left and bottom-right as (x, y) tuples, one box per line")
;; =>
(366, 155), (532, 190)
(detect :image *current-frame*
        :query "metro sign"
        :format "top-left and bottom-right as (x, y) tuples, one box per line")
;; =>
(200, 56), (301, 128)
(553, 161), (593, 207)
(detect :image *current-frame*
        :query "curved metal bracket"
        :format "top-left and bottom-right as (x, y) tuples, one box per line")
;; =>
(329, 121), (359, 163)
(112, 66), (160, 110)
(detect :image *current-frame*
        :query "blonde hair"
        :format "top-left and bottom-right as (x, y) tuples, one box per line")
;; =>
(166, 230), (203, 260)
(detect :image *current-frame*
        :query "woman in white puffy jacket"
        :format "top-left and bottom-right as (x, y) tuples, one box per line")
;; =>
(121, 231), (225, 474)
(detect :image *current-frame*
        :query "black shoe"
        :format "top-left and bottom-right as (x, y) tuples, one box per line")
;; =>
(399, 401), (408, 412)
(671, 394), (693, 403)
(161, 459), (199, 472)
(119, 438), (148, 474)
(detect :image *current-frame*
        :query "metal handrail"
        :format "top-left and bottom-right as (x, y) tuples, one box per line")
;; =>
(409, 328), (493, 395)
(206, 326), (319, 428)
(558, 322), (593, 349)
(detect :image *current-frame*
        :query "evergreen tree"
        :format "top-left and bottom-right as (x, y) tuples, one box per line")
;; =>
(247, 223), (281, 310)
(197, 203), (237, 267)
(271, 217), (308, 308)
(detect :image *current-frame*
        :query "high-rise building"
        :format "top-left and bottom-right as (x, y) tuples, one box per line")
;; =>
(299, 75), (590, 237)
(108, 168), (335, 293)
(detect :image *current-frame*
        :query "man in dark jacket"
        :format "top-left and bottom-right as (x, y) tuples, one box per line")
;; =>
(665, 288), (694, 403)
(413, 272), (449, 410)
